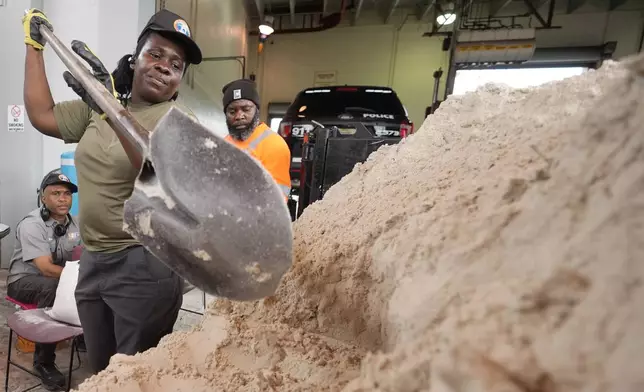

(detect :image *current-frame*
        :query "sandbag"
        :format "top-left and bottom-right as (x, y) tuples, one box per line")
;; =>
(45, 260), (81, 326)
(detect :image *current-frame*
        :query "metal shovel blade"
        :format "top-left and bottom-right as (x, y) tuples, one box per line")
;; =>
(123, 107), (293, 301)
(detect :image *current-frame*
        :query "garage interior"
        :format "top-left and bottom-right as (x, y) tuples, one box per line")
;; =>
(0, 0), (643, 390)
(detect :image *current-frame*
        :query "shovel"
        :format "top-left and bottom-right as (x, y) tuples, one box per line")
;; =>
(39, 25), (293, 301)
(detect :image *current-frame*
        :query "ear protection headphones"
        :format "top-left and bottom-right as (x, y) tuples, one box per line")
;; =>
(39, 205), (71, 237)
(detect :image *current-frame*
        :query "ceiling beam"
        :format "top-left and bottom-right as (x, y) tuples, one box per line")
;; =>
(353, 0), (365, 25)
(522, 0), (548, 26)
(490, 0), (514, 16)
(254, 0), (264, 20)
(289, 0), (296, 25)
(566, 0), (588, 13)
(609, 0), (628, 10)
(417, 0), (437, 21)
(259, 3), (324, 15)
(567, 0), (608, 13)
(240, 0), (263, 22)
(383, 0), (400, 24)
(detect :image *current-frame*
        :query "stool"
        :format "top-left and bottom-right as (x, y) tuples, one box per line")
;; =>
(5, 296), (85, 354)
(5, 297), (39, 354)
(5, 296), (38, 311)
(4, 309), (83, 392)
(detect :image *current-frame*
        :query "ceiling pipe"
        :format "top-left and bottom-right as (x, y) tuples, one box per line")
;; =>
(248, 12), (342, 35)
(254, 0), (264, 20)
(353, 0), (364, 24)
(490, 0), (513, 16)
(384, 0), (401, 24)
(639, 18), (644, 52)
(289, 0), (296, 25)
(418, 0), (437, 20)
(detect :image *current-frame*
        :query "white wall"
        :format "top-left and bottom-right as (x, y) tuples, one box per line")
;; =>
(0, 0), (45, 266)
(248, 10), (450, 129)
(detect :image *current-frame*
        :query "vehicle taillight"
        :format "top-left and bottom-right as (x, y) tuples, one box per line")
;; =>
(279, 122), (292, 137)
(400, 122), (413, 138)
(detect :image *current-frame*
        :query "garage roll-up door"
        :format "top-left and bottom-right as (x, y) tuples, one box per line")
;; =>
(518, 43), (615, 68)
(457, 42), (616, 70)
(268, 102), (292, 117)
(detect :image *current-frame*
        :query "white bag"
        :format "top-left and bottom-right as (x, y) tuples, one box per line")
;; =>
(45, 260), (81, 326)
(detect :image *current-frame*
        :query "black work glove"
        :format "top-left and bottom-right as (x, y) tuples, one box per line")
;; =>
(63, 40), (119, 119)
(22, 8), (53, 51)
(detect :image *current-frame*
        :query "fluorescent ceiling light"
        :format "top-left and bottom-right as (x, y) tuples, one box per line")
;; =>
(436, 13), (456, 25)
(259, 24), (274, 35)
(259, 15), (275, 36)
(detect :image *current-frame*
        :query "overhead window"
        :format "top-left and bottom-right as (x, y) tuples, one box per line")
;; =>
(269, 117), (283, 131)
(453, 67), (587, 95)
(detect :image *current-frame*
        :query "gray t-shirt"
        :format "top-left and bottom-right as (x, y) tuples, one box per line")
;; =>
(6, 208), (81, 285)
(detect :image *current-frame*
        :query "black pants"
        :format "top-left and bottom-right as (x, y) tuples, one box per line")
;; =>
(75, 245), (183, 374)
(7, 275), (59, 365)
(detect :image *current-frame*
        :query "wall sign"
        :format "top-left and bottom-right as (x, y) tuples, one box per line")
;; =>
(8, 105), (25, 133)
(314, 70), (337, 87)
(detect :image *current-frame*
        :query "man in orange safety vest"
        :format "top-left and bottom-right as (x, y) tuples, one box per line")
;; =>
(222, 79), (291, 200)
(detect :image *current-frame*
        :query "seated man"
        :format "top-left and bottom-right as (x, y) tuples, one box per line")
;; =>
(6, 172), (81, 390)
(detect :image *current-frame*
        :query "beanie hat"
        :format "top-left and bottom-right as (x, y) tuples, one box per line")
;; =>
(222, 79), (260, 110)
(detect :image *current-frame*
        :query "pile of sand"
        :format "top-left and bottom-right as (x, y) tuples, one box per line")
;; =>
(75, 54), (644, 392)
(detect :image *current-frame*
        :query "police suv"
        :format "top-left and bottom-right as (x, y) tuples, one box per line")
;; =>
(278, 85), (413, 193)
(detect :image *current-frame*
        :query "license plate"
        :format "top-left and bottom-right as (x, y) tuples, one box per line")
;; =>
(374, 126), (399, 137)
(292, 124), (314, 137)
(337, 127), (356, 135)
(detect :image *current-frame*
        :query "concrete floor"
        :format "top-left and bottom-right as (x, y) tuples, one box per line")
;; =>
(0, 269), (214, 391)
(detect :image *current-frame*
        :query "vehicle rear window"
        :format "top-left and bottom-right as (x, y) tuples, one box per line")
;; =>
(288, 88), (406, 118)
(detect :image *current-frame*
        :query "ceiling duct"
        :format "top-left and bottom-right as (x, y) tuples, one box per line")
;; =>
(249, 12), (342, 35)
(453, 28), (536, 66)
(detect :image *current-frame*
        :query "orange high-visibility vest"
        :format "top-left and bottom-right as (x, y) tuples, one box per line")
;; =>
(225, 123), (291, 200)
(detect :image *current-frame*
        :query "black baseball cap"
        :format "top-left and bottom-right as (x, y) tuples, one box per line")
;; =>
(138, 9), (203, 65)
(41, 172), (78, 194)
